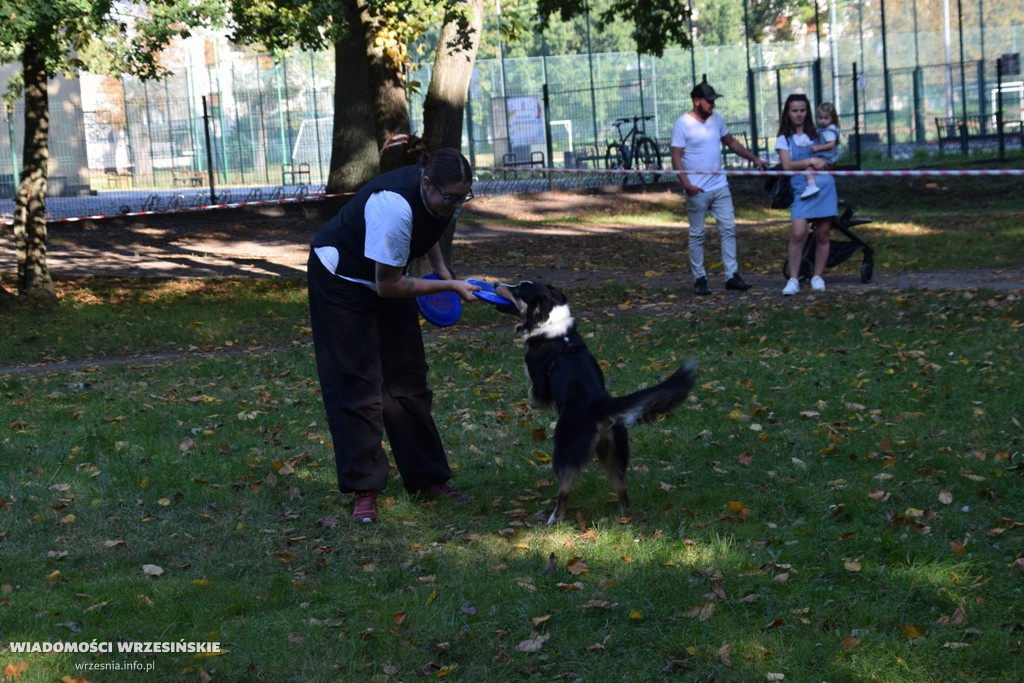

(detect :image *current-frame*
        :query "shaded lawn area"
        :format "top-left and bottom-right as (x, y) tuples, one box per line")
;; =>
(456, 175), (1024, 276)
(2, 282), (1023, 681)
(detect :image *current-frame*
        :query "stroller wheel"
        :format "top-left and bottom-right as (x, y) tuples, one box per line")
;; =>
(860, 261), (873, 283)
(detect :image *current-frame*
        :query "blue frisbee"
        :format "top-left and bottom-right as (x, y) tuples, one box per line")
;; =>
(466, 279), (513, 306)
(416, 274), (462, 326)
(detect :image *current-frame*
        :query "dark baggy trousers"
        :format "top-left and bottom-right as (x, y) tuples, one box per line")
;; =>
(307, 251), (451, 493)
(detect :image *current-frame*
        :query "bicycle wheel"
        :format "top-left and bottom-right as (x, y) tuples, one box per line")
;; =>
(605, 143), (627, 186)
(633, 137), (661, 187)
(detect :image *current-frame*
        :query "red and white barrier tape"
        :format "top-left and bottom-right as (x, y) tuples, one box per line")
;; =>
(8, 190), (357, 225)
(8, 164), (1021, 225)
(481, 165), (1024, 177)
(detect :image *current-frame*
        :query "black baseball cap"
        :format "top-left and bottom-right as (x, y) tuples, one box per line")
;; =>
(690, 82), (722, 101)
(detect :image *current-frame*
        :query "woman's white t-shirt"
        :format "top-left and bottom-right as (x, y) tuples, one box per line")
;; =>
(314, 191), (413, 290)
(775, 133), (814, 151)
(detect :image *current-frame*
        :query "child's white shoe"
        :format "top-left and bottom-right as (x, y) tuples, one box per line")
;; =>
(801, 185), (820, 199)
(782, 278), (800, 296)
(811, 275), (826, 292)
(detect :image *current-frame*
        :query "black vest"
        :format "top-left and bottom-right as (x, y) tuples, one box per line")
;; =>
(311, 165), (450, 282)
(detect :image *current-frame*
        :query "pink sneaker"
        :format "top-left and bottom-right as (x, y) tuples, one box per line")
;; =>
(351, 491), (377, 523)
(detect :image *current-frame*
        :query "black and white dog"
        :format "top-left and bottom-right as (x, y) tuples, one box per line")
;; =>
(494, 281), (697, 525)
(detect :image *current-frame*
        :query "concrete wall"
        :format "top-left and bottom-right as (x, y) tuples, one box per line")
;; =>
(0, 64), (92, 197)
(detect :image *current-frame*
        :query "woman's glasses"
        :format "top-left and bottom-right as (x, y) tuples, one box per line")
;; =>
(437, 187), (474, 205)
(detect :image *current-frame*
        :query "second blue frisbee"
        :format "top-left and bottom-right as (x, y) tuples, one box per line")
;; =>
(466, 279), (513, 305)
(416, 274), (462, 326)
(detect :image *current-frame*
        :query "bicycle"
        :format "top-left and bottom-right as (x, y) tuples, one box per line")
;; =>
(604, 116), (662, 187)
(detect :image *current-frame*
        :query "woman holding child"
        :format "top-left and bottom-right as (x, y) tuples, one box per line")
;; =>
(777, 94), (839, 296)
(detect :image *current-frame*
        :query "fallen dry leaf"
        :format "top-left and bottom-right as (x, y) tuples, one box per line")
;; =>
(900, 623), (925, 639)
(4, 660), (29, 679)
(844, 559), (862, 572)
(142, 564), (164, 577)
(515, 632), (550, 653)
(567, 557), (589, 575)
(683, 602), (715, 621)
(842, 636), (862, 650)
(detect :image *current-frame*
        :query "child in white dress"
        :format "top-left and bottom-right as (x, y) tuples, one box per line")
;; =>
(801, 103), (841, 199)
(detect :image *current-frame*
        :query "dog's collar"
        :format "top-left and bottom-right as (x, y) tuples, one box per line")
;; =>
(543, 334), (586, 377)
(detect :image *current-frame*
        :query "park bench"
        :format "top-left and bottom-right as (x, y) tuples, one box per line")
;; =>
(500, 151), (545, 179)
(282, 162), (311, 185)
(172, 168), (204, 187)
(935, 114), (1023, 152)
(501, 151), (545, 168)
(564, 144), (602, 168)
(104, 166), (133, 188)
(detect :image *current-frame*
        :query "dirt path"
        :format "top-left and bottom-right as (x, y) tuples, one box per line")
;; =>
(2, 192), (1021, 289)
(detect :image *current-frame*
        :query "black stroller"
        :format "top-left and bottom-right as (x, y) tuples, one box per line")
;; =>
(781, 206), (875, 283)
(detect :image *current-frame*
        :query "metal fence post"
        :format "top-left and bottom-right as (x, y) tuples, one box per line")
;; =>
(542, 83), (553, 190)
(852, 62), (862, 168)
(465, 97), (476, 167)
(813, 58), (823, 107)
(881, 0), (893, 156)
(202, 95), (217, 201)
(256, 60), (270, 184)
(977, 60), (987, 136)
(913, 67), (925, 144)
(6, 104), (19, 189)
(996, 56), (1005, 160)
(747, 68), (759, 159)
(231, 61), (247, 185)
(310, 52), (325, 182)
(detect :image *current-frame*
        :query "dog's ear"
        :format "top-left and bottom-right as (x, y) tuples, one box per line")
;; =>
(545, 284), (568, 305)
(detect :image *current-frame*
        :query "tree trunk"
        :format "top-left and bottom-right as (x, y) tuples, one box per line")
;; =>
(327, 1), (414, 200)
(421, 0), (484, 150)
(327, 16), (383, 196)
(352, 0), (411, 146)
(12, 37), (57, 306)
(420, 0), (484, 274)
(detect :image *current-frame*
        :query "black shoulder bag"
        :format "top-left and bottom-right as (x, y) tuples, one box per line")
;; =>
(765, 138), (794, 209)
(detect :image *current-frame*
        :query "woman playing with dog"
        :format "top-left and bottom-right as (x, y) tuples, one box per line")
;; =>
(307, 148), (480, 523)
(776, 93), (838, 296)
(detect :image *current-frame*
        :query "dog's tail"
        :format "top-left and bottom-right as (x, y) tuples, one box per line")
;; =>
(592, 360), (697, 427)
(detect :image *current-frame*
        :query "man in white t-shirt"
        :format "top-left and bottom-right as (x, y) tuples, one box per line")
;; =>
(671, 81), (766, 295)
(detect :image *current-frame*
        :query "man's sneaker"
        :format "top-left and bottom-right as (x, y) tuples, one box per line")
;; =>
(725, 274), (752, 291)
(694, 277), (711, 296)
(351, 491), (377, 523)
(782, 278), (800, 296)
(418, 483), (470, 505)
(811, 275), (826, 292)
(801, 185), (820, 199)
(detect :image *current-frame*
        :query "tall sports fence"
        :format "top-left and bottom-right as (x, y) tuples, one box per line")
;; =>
(1, 27), (1022, 222)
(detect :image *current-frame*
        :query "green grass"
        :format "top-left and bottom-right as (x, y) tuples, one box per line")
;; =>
(3, 283), (1023, 681)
